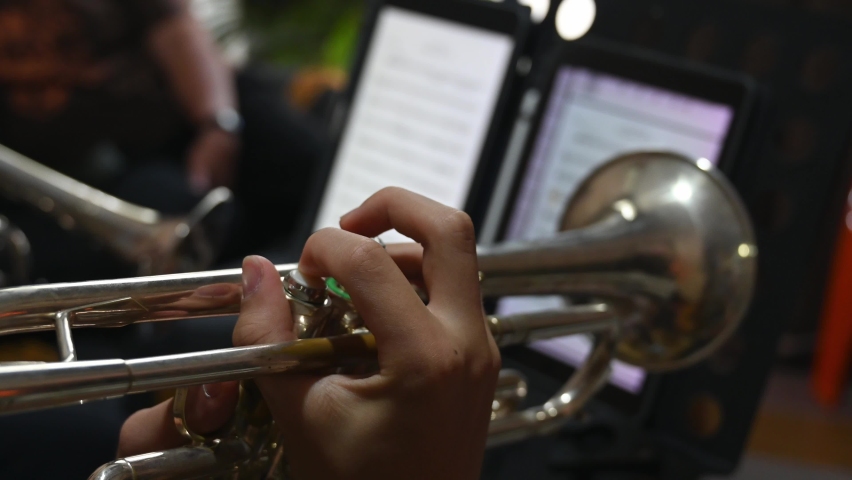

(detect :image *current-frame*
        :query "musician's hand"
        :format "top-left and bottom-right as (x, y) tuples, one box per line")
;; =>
(236, 187), (500, 480)
(186, 129), (239, 193)
(116, 188), (499, 480)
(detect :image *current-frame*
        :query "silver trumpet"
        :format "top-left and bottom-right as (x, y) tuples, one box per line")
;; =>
(0, 152), (757, 479)
(0, 143), (235, 275)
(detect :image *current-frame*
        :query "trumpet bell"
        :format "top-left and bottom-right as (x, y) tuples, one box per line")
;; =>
(562, 152), (757, 370)
(479, 152), (756, 371)
(148, 187), (236, 275)
(0, 143), (236, 276)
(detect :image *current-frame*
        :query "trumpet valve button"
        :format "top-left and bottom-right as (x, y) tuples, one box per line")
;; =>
(285, 270), (327, 304)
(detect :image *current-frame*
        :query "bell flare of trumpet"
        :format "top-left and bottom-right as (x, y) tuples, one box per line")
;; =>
(477, 152), (757, 372)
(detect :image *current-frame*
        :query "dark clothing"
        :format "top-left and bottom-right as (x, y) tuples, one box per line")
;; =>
(0, 0), (330, 282)
(0, 0), (186, 179)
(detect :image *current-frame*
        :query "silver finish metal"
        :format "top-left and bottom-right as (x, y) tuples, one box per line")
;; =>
(0, 152), (757, 480)
(488, 330), (617, 447)
(283, 270), (328, 305)
(0, 215), (31, 286)
(89, 438), (253, 480)
(0, 265), (296, 336)
(0, 334), (377, 414)
(478, 151), (757, 371)
(488, 304), (617, 347)
(492, 369), (529, 420)
(0, 143), (235, 275)
(54, 309), (77, 363)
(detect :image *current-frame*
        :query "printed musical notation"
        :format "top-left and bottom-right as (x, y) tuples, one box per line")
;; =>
(507, 67), (734, 241)
(314, 7), (513, 242)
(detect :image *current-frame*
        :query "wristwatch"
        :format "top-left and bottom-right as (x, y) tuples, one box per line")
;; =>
(202, 107), (244, 135)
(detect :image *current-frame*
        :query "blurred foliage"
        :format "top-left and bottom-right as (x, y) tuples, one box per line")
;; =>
(243, 0), (366, 69)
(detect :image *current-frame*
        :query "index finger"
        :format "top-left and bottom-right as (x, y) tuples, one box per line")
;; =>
(339, 188), (482, 327)
(298, 228), (431, 364)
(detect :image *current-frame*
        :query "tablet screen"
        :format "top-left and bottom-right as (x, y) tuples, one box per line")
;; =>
(498, 66), (735, 393)
(313, 6), (515, 243)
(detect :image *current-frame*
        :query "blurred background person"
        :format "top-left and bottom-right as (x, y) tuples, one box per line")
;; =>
(0, 0), (335, 283)
(0, 2), (342, 476)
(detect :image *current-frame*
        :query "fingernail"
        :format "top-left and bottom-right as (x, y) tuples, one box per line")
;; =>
(242, 256), (263, 298)
(202, 383), (221, 399)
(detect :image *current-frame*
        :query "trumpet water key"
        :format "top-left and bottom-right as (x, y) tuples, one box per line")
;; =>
(0, 152), (758, 479)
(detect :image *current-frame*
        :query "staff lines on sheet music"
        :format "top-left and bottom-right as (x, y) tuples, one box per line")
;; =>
(328, 161), (452, 212)
(352, 134), (460, 181)
(367, 74), (479, 115)
(356, 95), (471, 135)
(384, 54), (483, 92)
(327, 172), (397, 210)
(571, 68), (726, 116)
(354, 117), (467, 160)
(342, 151), (453, 198)
(351, 134), (449, 173)
(362, 92), (474, 133)
(357, 111), (469, 159)
(375, 62), (487, 106)
(360, 106), (471, 144)
(544, 172), (585, 197)
(567, 118), (717, 154)
(569, 130), (651, 152)
(359, 108), (471, 147)
(569, 94), (724, 141)
(350, 139), (458, 184)
(561, 127), (715, 166)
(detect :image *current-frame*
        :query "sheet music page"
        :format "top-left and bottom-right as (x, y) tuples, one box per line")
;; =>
(506, 67), (734, 242)
(314, 7), (514, 243)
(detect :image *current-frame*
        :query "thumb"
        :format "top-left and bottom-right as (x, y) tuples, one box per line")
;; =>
(117, 382), (239, 458)
(233, 256), (296, 347)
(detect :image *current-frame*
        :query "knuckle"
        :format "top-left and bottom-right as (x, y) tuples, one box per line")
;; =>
(425, 346), (466, 380)
(468, 350), (501, 382)
(346, 239), (388, 277)
(436, 353), (466, 378)
(439, 210), (476, 251)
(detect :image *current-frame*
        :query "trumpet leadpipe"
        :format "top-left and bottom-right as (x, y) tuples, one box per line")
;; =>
(0, 305), (618, 415)
(0, 264), (299, 336)
(0, 334), (377, 415)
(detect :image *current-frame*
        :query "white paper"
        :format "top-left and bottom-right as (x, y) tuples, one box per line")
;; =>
(314, 7), (514, 243)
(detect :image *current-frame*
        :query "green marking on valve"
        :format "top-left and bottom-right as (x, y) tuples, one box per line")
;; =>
(326, 277), (350, 301)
